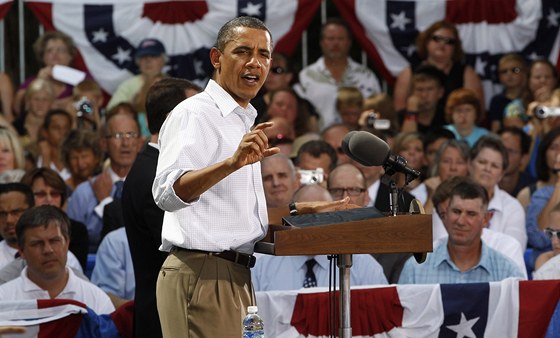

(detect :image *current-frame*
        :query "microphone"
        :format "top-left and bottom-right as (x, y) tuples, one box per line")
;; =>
(343, 131), (421, 180)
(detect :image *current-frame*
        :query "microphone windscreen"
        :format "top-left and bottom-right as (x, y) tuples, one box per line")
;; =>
(348, 131), (390, 166)
(341, 131), (358, 157)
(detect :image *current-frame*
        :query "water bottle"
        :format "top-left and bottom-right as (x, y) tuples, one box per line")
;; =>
(242, 305), (264, 338)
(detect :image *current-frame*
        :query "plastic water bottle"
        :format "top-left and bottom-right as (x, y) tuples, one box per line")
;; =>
(242, 305), (264, 338)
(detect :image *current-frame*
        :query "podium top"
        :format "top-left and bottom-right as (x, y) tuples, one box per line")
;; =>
(257, 213), (433, 256)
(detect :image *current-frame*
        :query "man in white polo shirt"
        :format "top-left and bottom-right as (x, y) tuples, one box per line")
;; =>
(0, 205), (114, 315)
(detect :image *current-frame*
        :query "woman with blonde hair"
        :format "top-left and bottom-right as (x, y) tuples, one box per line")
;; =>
(0, 126), (26, 183)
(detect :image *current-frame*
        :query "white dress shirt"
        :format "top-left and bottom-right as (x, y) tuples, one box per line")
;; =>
(153, 80), (267, 254)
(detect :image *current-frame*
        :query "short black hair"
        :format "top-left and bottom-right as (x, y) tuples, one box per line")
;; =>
(215, 16), (272, 52)
(412, 64), (447, 87)
(16, 205), (70, 248)
(145, 78), (201, 135)
(295, 140), (338, 173)
(0, 183), (34, 208)
(498, 126), (531, 155)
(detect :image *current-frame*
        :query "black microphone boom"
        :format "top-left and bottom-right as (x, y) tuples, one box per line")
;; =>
(343, 131), (421, 182)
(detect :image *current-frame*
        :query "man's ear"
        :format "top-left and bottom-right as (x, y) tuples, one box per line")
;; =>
(210, 47), (221, 71)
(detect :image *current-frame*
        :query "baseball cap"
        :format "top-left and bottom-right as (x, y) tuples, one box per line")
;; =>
(135, 38), (166, 58)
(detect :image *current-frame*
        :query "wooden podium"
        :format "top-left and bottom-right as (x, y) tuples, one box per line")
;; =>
(255, 212), (433, 338)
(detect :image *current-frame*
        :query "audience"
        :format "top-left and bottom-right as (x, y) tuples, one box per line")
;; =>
(261, 153), (301, 208)
(66, 109), (141, 251)
(107, 38), (167, 110)
(294, 140), (338, 187)
(36, 109), (72, 181)
(295, 18), (381, 129)
(498, 126), (534, 196)
(0, 72), (14, 123)
(20, 168), (89, 270)
(14, 31), (78, 115)
(91, 227), (134, 308)
(533, 202), (560, 273)
(399, 178), (524, 284)
(60, 129), (102, 192)
(0, 206), (114, 314)
(321, 123), (352, 165)
(488, 53), (528, 132)
(393, 20), (484, 115)
(399, 65), (446, 134)
(468, 136), (527, 249)
(0, 183), (34, 270)
(444, 88), (489, 146)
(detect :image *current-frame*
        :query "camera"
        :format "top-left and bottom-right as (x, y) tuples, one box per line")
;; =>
(298, 168), (324, 185)
(74, 96), (94, 118)
(535, 106), (560, 119)
(366, 111), (390, 130)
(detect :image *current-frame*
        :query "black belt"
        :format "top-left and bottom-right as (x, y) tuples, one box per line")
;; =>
(173, 247), (256, 268)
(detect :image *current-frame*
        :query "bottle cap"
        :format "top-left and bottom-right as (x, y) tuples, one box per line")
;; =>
(247, 305), (258, 313)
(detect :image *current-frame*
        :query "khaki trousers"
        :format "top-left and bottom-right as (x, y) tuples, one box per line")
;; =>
(156, 249), (255, 338)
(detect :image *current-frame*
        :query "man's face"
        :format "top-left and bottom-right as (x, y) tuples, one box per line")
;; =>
(211, 27), (272, 108)
(500, 132), (523, 175)
(68, 148), (100, 183)
(320, 24), (351, 61)
(322, 126), (351, 165)
(261, 157), (300, 208)
(411, 79), (443, 113)
(19, 223), (69, 284)
(328, 166), (369, 207)
(45, 114), (71, 147)
(267, 91), (298, 123)
(445, 195), (490, 247)
(104, 114), (141, 170)
(298, 153), (332, 178)
(138, 55), (166, 78)
(0, 192), (30, 248)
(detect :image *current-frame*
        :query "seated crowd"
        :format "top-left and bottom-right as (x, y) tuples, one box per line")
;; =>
(0, 16), (558, 338)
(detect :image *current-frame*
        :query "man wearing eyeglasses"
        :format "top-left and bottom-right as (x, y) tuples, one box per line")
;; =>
(67, 111), (141, 252)
(327, 163), (369, 207)
(0, 183), (34, 270)
(534, 202), (560, 274)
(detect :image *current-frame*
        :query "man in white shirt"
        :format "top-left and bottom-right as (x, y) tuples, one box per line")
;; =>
(153, 17), (351, 337)
(0, 183), (34, 270)
(295, 18), (381, 129)
(0, 205), (114, 314)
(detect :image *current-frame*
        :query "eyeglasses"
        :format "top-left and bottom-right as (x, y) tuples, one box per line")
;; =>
(0, 208), (27, 220)
(106, 132), (139, 140)
(270, 67), (288, 75)
(328, 187), (366, 198)
(499, 67), (522, 75)
(33, 190), (63, 199)
(545, 228), (560, 240)
(430, 35), (457, 46)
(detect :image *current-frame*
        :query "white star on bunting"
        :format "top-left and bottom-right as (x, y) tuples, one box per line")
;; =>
(390, 11), (411, 31)
(446, 313), (479, 338)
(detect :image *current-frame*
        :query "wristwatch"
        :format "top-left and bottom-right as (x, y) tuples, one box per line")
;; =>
(289, 202), (298, 216)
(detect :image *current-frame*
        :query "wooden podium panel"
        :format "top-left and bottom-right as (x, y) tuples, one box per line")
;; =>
(257, 214), (432, 256)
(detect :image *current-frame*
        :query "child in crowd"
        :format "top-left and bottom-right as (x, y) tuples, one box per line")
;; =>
(488, 53), (528, 132)
(335, 86), (363, 130)
(444, 88), (489, 146)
